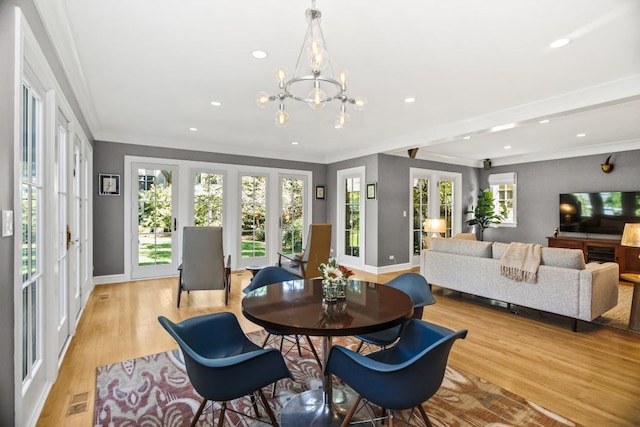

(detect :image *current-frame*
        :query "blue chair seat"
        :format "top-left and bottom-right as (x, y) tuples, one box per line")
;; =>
(326, 319), (467, 425)
(355, 273), (435, 352)
(158, 312), (292, 426)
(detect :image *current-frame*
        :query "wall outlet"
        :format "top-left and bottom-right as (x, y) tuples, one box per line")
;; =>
(389, 255), (395, 260)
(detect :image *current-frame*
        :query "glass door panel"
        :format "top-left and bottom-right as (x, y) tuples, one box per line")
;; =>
(412, 178), (429, 256)
(193, 172), (224, 226)
(239, 175), (268, 267)
(344, 177), (361, 258)
(440, 180), (454, 238)
(132, 164), (179, 279)
(279, 176), (305, 256)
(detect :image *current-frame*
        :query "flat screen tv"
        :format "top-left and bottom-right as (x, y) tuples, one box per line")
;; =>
(559, 191), (640, 235)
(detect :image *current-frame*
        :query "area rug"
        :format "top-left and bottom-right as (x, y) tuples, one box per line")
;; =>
(592, 282), (636, 333)
(95, 331), (579, 426)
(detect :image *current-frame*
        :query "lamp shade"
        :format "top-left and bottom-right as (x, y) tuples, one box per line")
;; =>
(621, 223), (640, 248)
(423, 218), (446, 234)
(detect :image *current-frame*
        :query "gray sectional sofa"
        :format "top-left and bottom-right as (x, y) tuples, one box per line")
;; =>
(420, 238), (619, 331)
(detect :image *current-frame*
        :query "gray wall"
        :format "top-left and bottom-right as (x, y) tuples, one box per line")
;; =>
(327, 153), (478, 267)
(0, 2), (16, 422)
(1, 1), (92, 424)
(479, 150), (640, 245)
(93, 140), (328, 276)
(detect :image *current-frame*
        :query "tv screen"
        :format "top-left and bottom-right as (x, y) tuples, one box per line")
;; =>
(559, 191), (640, 235)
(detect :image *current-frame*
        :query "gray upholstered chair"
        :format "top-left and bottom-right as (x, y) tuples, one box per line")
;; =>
(277, 223), (331, 279)
(177, 226), (230, 307)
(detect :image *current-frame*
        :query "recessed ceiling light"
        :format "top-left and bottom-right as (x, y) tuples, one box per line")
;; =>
(550, 38), (571, 48)
(252, 50), (268, 59)
(576, 133), (587, 137)
(539, 119), (550, 124)
(490, 123), (516, 132)
(404, 97), (416, 103)
(211, 101), (222, 106)
(504, 145), (511, 149)
(189, 127), (198, 132)
(291, 141), (299, 145)
(463, 136), (471, 140)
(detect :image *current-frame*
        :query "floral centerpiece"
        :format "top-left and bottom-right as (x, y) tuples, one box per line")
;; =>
(318, 258), (353, 283)
(318, 259), (353, 301)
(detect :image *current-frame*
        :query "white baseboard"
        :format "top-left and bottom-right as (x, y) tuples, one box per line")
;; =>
(93, 274), (128, 285)
(356, 262), (414, 275)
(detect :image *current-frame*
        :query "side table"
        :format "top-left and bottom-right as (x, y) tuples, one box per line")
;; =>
(620, 273), (640, 331)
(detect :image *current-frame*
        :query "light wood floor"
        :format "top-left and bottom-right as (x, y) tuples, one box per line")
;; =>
(37, 269), (640, 426)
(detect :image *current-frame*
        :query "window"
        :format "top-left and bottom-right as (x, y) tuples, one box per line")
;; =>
(489, 172), (517, 226)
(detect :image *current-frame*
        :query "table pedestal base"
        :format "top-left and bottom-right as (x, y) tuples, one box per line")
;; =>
(280, 388), (358, 427)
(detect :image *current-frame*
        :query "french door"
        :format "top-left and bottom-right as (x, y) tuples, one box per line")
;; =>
(410, 168), (462, 265)
(238, 174), (268, 268)
(337, 167), (365, 269)
(279, 175), (307, 257)
(131, 163), (179, 279)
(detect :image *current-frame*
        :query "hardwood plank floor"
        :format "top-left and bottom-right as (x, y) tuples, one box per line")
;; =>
(37, 269), (640, 426)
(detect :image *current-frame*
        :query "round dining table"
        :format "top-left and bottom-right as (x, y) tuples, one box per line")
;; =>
(242, 278), (414, 427)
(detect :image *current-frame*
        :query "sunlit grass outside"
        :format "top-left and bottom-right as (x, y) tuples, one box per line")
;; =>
(138, 235), (266, 264)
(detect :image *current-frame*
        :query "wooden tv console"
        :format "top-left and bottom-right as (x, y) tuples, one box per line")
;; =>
(547, 236), (640, 275)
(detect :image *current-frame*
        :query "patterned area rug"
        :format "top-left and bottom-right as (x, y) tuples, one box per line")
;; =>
(95, 331), (579, 426)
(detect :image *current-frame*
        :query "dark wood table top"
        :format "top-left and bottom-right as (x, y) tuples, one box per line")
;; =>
(241, 279), (414, 336)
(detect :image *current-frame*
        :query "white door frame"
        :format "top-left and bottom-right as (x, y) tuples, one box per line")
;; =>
(409, 168), (462, 266)
(336, 166), (366, 269)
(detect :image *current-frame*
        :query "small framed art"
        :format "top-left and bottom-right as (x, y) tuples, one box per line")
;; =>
(315, 185), (326, 200)
(366, 182), (377, 200)
(99, 174), (120, 196)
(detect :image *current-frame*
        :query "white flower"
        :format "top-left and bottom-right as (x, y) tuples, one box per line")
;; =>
(323, 266), (343, 281)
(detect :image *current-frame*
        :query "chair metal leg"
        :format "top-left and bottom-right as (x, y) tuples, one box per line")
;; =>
(191, 397), (207, 427)
(218, 402), (227, 427)
(176, 284), (182, 308)
(340, 395), (362, 427)
(261, 333), (272, 348)
(250, 392), (261, 418)
(294, 335), (303, 356)
(258, 389), (279, 426)
(417, 405), (433, 427)
(355, 340), (364, 354)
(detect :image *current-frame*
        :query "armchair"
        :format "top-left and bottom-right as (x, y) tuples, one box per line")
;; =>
(178, 226), (230, 306)
(277, 223), (331, 279)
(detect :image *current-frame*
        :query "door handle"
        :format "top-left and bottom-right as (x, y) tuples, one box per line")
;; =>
(173, 218), (177, 231)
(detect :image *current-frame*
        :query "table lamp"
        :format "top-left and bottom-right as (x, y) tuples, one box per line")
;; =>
(423, 218), (446, 237)
(621, 223), (640, 280)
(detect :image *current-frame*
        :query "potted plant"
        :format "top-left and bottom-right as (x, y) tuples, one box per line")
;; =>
(465, 188), (507, 241)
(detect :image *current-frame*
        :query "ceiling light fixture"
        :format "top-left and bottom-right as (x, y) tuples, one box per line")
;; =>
(539, 119), (550, 124)
(189, 127), (198, 132)
(211, 101), (222, 106)
(256, 0), (366, 128)
(550, 38), (571, 48)
(576, 133), (587, 137)
(404, 97), (416, 103)
(252, 50), (268, 59)
(463, 136), (471, 140)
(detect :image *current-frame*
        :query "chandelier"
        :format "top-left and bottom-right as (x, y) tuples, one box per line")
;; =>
(256, 0), (366, 128)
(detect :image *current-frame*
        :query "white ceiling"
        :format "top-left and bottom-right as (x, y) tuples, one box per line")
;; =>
(34, 0), (640, 166)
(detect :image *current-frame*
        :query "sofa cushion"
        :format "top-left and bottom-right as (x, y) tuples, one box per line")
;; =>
(541, 247), (586, 270)
(430, 238), (493, 258)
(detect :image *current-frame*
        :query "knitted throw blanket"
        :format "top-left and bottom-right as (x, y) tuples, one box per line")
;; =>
(500, 242), (542, 283)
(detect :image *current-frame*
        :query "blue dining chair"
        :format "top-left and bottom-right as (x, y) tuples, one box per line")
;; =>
(158, 312), (292, 427)
(326, 319), (467, 426)
(354, 272), (435, 353)
(243, 266), (322, 368)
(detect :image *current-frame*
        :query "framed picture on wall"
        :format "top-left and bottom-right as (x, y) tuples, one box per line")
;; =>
(315, 185), (326, 200)
(366, 182), (377, 200)
(99, 174), (120, 196)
